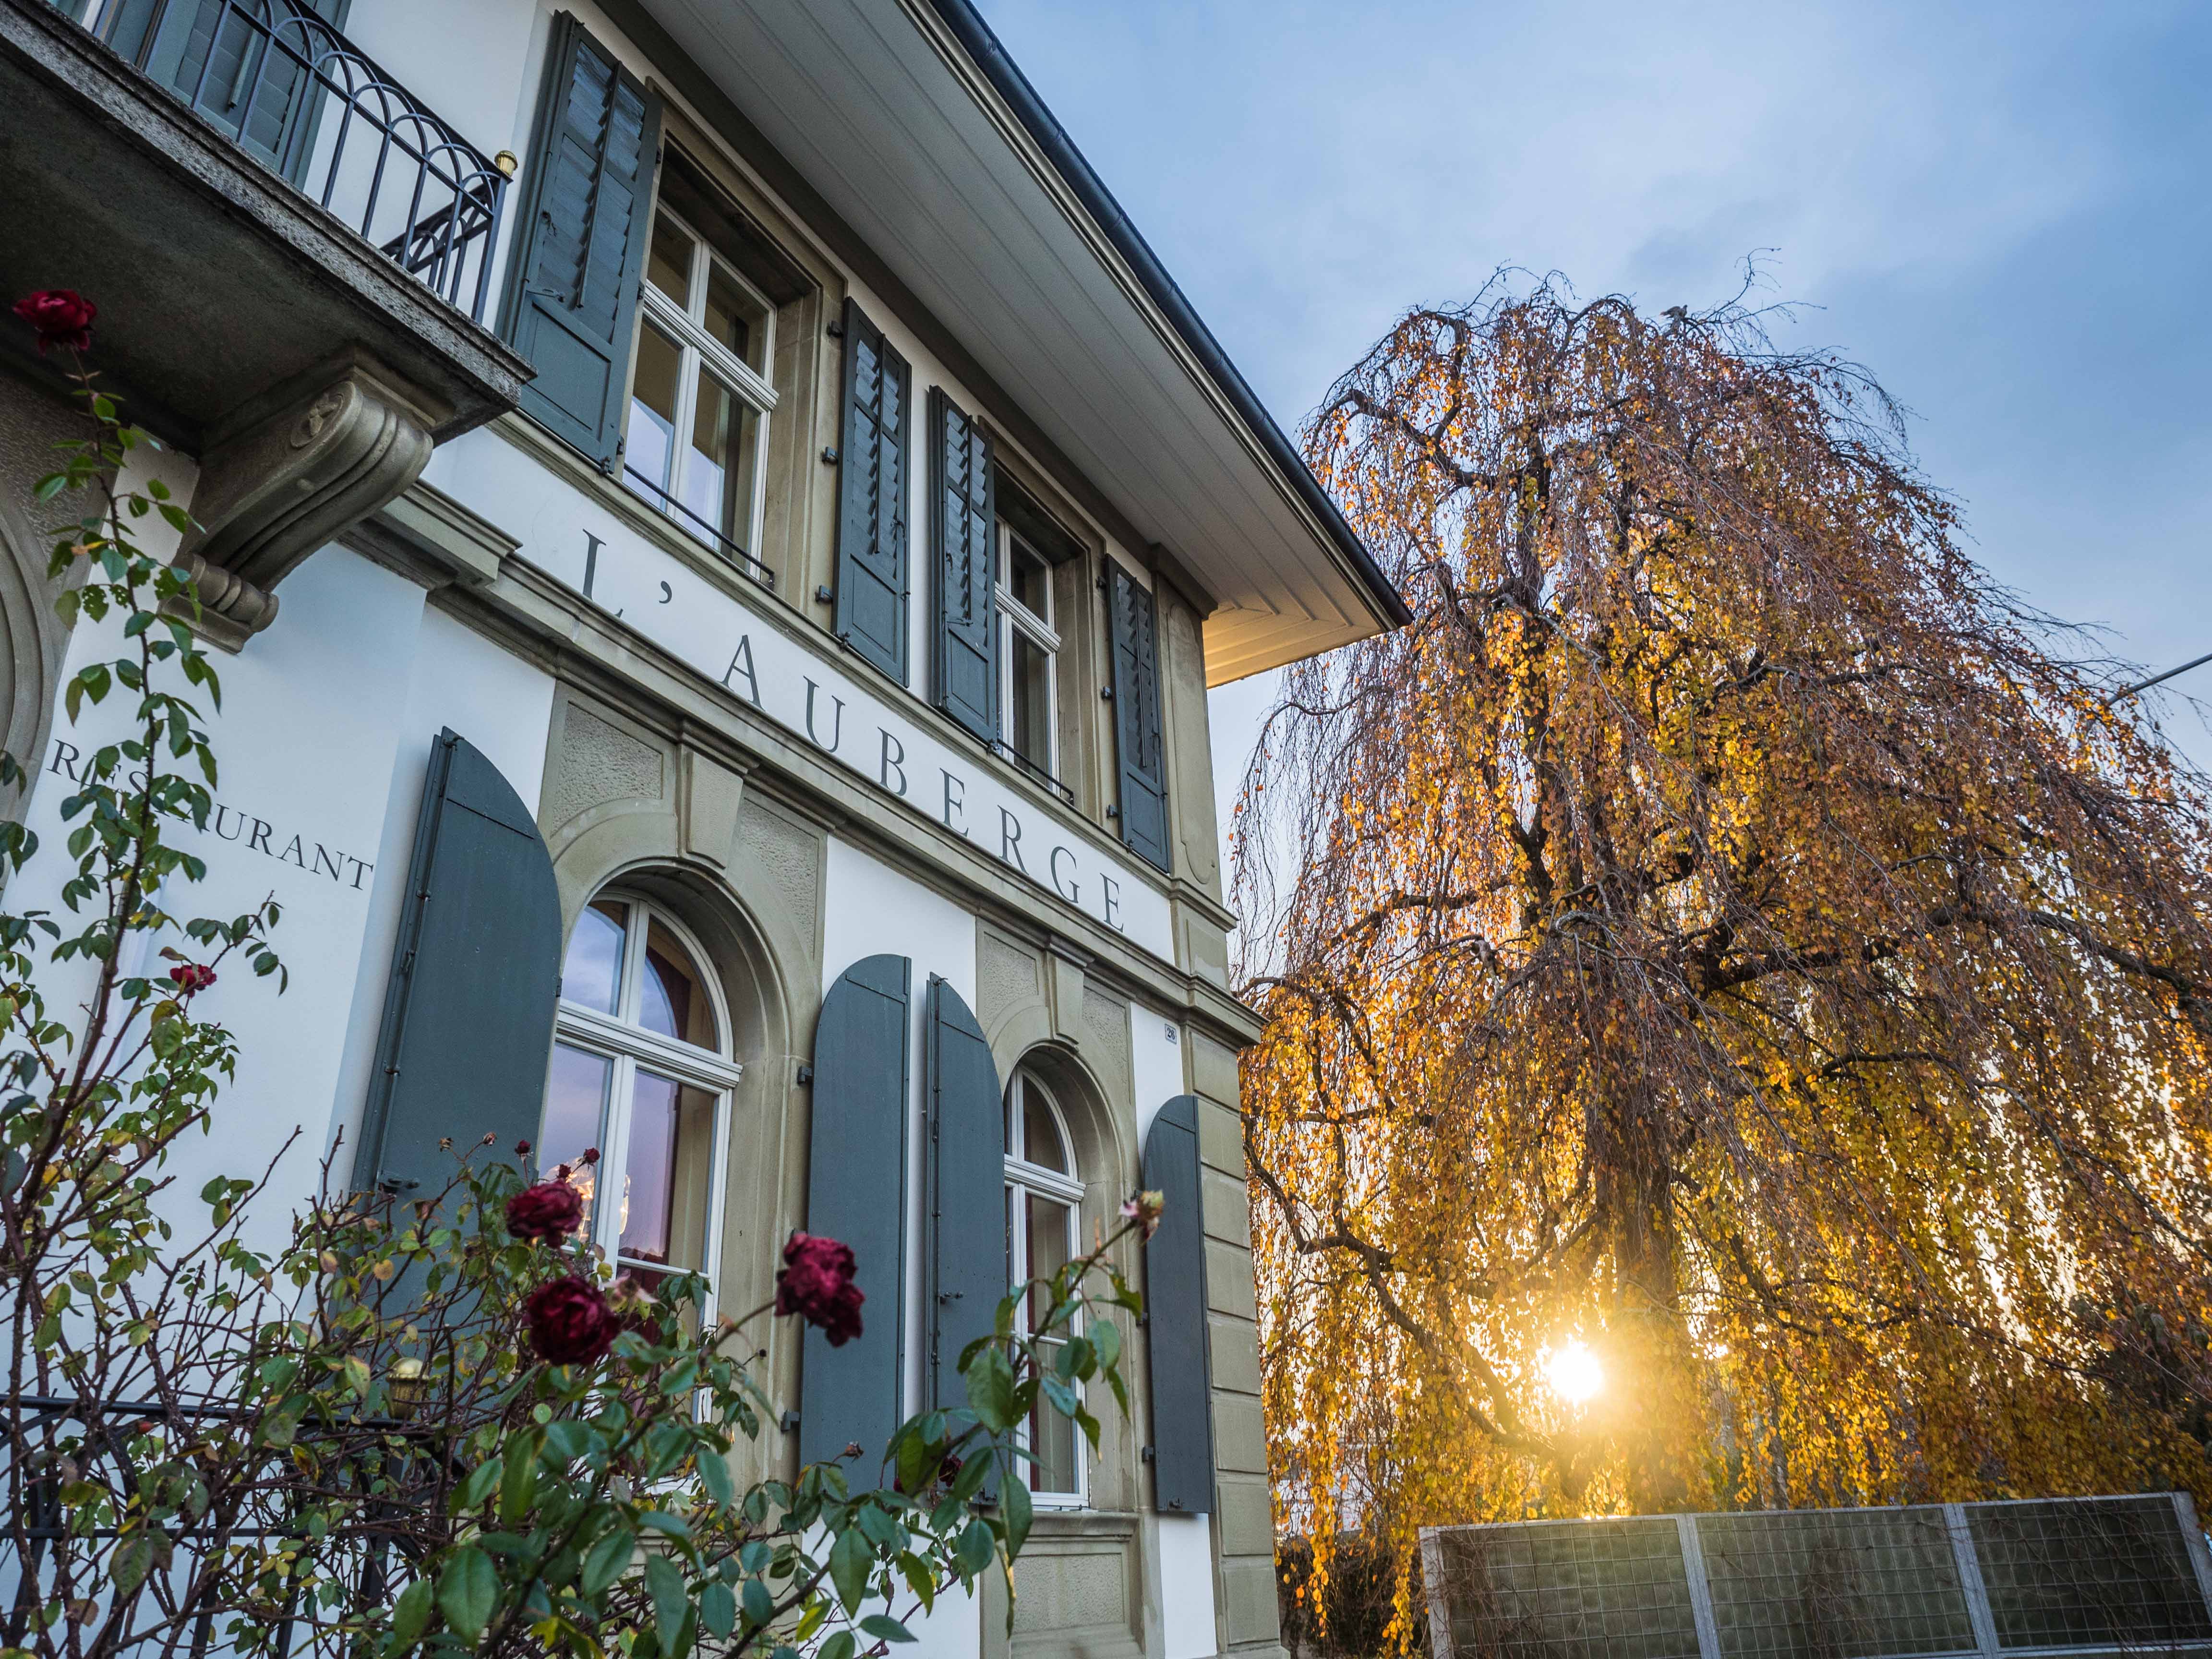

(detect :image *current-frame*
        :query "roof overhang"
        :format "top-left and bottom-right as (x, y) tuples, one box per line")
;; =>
(630, 0), (1410, 684)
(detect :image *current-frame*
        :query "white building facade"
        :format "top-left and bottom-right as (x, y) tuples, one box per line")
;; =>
(0, 3), (1407, 1658)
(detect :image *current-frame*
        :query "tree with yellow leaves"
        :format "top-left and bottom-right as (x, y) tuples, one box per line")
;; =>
(1236, 275), (2212, 1646)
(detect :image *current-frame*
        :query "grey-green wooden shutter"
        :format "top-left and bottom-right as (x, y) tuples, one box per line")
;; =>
(1142, 1095), (1214, 1514)
(501, 13), (661, 469)
(801, 954), (911, 1473)
(1107, 563), (1171, 872)
(105, 0), (349, 183)
(833, 300), (912, 683)
(925, 977), (1004, 1419)
(354, 730), (561, 1201)
(928, 390), (998, 743)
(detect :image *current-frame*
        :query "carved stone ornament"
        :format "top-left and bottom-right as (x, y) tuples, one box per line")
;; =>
(171, 354), (452, 649)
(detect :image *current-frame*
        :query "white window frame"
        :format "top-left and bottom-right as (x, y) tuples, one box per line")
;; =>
(995, 523), (1061, 779)
(551, 895), (742, 1320)
(1004, 1067), (1086, 1509)
(627, 204), (779, 564)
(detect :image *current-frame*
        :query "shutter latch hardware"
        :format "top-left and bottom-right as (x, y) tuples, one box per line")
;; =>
(820, 446), (841, 465)
(795, 1063), (814, 1085)
(1100, 685), (1114, 701)
(1106, 806), (1119, 819)
(826, 321), (844, 339)
(781, 1411), (801, 1432)
(814, 585), (834, 604)
(376, 1176), (421, 1195)
(936, 1290), (964, 1303)
(1141, 1445), (1156, 1463)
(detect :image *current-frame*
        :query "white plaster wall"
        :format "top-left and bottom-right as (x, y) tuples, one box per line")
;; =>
(325, 602), (558, 1168)
(1130, 1001), (1186, 1144)
(15, 541), (428, 1259)
(1155, 1513), (1218, 1659)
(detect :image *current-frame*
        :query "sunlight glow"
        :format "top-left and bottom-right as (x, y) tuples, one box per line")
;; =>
(1545, 1339), (1604, 1405)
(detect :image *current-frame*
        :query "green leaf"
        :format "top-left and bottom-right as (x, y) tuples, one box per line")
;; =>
(580, 1526), (635, 1596)
(820, 1633), (856, 1659)
(436, 1546), (497, 1641)
(965, 1346), (1017, 1432)
(388, 1579), (433, 1650)
(742, 1577), (774, 1628)
(646, 1553), (688, 1655)
(955, 1517), (995, 1576)
(860, 1615), (916, 1644)
(112, 1531), (155, 1594)
(697, 1445), (734, 1509)
(699, 1582), (735, 1639)
(829, 1523), (872, 1613)
(499, 1432), (540, 1526)
(1002, 1468), (1033, 1556)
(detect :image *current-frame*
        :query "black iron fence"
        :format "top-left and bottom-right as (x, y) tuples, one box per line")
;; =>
(60, 0), (511, 321)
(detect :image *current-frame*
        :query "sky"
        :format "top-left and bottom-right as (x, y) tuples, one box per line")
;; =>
(968, 0), (2212, 838)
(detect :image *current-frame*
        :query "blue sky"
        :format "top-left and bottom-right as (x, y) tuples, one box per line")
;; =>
(970, 0), (2212, 812)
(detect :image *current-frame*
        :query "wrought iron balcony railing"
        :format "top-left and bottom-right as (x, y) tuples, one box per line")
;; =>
(57, 0), (511, 322)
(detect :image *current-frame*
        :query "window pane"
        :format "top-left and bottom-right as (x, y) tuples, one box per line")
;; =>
(638, 917), (716, 1049)
(627, 325), (683, 498)
(562, 898), (627, 1014)
(541, 1044), (613, 1227)
(705, 263), (769, 374)
(1029, 1346), (1081, 1495)
(617, 1071), (716, 1273)
(647, 214), (693, 308)
(1021, 1080), (1067, 1174)
(1008, 629), (1053, 772)
(681, 373), (761, 552)
(1025, 1190), (1074, 1329)
(1008, 535), (1051, 620)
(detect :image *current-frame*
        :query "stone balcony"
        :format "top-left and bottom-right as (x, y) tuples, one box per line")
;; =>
(0, 0), (534, 645)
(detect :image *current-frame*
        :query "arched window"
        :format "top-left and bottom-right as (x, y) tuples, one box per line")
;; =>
(1005, 1066), (1085, 1504)
(541, 893), (741, 1310)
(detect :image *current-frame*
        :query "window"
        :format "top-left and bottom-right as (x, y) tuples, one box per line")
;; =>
(541, 895), (741, 1310)
(625, 206), (777, 579)
(997, 524), (1060, 780)
(1004, 1068), (1084, 1503)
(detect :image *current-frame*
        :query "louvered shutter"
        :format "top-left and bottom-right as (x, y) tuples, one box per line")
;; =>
(928, 391), (998, 743)
(801, 954), (912, 1473)
(1142, 1096), (1214, 1514)
(501, 14), (661, 469)
(1107, 563), (1171, 871)
(925, 977), (1004, 1419)
(833, 300), (912, 683)
(354, 730), (562, 1201)
(123, 0), (349, 181)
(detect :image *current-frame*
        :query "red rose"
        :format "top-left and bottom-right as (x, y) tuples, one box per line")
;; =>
(775, 1231), (864, 1347)
(524, 1275), (616, 1366)
(167, 963), (216, 995)
(505, 1180), (584, 1243)
(13, 290), (96, 355)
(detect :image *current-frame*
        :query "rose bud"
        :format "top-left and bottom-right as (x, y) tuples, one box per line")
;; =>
(775, 1231), (865, 1347)
(524, 1275), (617, 1366)
(505, 1180), (584, 1244)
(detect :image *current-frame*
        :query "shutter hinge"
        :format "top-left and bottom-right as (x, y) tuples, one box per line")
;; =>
(814, 585), (834, 604)
(1106, 805), (1119, 819)
(1141, 1445), (1156, 1463)
(1100, 685), (1114, 701)
(821, 446), (841, 465)
(826, 321), (844, 339)
(795, 1063), (814, 1085)
(781, 1410), (801, 1432)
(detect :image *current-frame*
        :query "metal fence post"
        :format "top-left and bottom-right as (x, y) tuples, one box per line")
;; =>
(1675, 1515), (1721, 1659)
(1944, 1502), (2001, 1659)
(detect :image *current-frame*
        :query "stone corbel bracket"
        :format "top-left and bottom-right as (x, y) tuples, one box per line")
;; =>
(172, 352), (453, 649)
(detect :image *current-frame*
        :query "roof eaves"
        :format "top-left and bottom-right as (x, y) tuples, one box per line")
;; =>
(915, 0), (1414, 634)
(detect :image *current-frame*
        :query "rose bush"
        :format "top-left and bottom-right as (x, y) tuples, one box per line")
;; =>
(505, 1178), (585, 1243)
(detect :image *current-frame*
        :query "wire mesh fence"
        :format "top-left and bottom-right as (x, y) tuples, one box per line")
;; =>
(1421, 1495), (2212, 1659)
